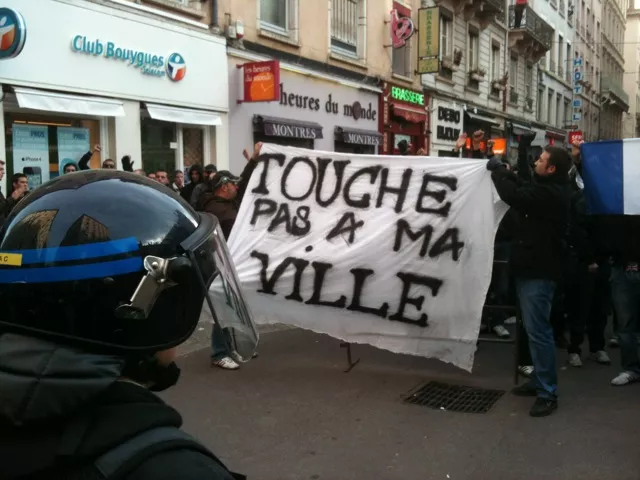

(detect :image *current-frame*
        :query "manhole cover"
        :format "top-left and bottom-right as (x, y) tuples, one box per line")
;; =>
(404, 381), (505, 414)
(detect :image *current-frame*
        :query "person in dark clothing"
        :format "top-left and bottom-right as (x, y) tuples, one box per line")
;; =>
(488, 135), (573, 417)
(63, 162), (78, 174)
(1, 173), (29, 223)
(78, 144), (117, 170)
(0, 170), (257, 479)
(200, 143), (262, 370)
(191, 164), (218, 209)
(564, 140), (611, 367)
(180, 164), (204, 204)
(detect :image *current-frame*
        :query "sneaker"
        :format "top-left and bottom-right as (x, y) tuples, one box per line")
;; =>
(212, 356), (240, 370)
(493, 325), (511, 338)
(511, 383), (537, 397)
(518, 365), (534, 377)
(504, 316), (517, 325)
(568, 353), (583, 367)
(609, 336), (619, 348)
(611, 371), (640, 386)
(588, 350), (611, 365)
(529, 397), (558, 417)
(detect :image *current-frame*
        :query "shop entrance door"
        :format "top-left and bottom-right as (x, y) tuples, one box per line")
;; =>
(141, 118), (176, 176)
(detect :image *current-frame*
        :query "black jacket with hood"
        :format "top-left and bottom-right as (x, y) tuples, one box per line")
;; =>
(0, 333), (235, 480)
(180, 165), (204, 205)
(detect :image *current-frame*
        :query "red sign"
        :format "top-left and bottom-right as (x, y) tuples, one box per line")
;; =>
(568, 130), (583, 145)
(240, 60), (280, 103)
(390, 9), (415, 48)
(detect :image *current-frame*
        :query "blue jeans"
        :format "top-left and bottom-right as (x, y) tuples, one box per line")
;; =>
(211, 321), (230, 360)
(610, 267), (640, 374)
(516, 278), (558, 400)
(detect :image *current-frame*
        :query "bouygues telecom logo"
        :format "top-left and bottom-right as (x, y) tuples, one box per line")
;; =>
(166, 52), (186, 82)
(0, 7), (26, 61)
(71, 36), (186, 82)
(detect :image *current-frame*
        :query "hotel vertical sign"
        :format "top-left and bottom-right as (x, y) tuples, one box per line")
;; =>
(417, 7), (440, 74)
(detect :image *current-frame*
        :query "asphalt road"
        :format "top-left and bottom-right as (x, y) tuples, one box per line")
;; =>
(164, 328), (640, 480)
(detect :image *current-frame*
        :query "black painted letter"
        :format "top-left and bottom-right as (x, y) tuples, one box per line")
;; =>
(250, 250), (309, 297)
(281, 156), (317, 201)
(393, 219), (434, 257)
(315, 158), (351, 208)
(305, 261), (347, 308)
(376, 168), (412, 213)
(415, 173), (458, 217)
(250, 198), (278, 225)
(252, 153), (286, 195)
(343, 166), (382, 209)
(389, 272), (443, 327)
(326, 212), (365, 244)
(347, 268), (389, 318)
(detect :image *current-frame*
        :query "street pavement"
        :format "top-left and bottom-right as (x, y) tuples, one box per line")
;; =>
(164, 328), (640, 480)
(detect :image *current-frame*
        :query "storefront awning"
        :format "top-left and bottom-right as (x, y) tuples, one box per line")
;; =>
(531, 128), (547, 147)
(465, 111), (500, 127)
(146, 103), (222, 126)
(545, 128), (566, 141)
(509, 122), (533, 136)
(391, 104), (426, 123)
(254, 115), (324, 140)
(335, 127), (382, 146)
(14, 87), (126, 117)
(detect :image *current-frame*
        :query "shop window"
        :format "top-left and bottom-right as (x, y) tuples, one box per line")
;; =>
(330, 0), (366, 60)
(260, 0), (298, 40)
(391, 2), (412, 77)
(4, 113), (101, 186)
(141, 118), (175, 176)
(334, 141), (375, 154)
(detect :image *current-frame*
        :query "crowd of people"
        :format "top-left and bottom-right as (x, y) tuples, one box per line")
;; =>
(449, 130), (640, 418)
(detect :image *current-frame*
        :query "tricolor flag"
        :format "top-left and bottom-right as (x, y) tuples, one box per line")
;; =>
(581, 138), (640, 215)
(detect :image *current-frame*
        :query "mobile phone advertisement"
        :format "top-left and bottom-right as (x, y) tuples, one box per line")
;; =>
(12, 124), (49, 189)
(57, 127), (90, 175)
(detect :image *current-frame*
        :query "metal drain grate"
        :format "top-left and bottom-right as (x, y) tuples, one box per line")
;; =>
(404, 381), (505, 414)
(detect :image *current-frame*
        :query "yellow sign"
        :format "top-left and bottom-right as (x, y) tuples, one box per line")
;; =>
(417, 7), (440, 74)
(0, 253), (23, 267)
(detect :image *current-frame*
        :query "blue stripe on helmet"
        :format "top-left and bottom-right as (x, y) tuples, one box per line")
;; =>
(4, 237), (139, 265)
(0, 257), (144, 284)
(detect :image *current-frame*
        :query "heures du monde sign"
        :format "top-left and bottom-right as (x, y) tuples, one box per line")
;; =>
(278, 83), (377, 122)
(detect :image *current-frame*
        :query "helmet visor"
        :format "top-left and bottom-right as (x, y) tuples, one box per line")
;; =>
(182, 214), (258, 362)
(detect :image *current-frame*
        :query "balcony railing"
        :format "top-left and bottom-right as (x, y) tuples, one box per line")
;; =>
(602, 77), (630, 110)
(508, 5), (553, 51)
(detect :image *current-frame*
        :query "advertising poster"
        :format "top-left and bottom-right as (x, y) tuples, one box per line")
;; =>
(12, 124), (50, 190)
(57, 127), (90, 175)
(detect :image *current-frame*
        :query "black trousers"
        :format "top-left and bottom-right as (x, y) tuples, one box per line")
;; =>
(565, 262), (609, 354)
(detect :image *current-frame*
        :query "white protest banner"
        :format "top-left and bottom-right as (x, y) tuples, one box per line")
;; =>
(212, 144), (507, 371)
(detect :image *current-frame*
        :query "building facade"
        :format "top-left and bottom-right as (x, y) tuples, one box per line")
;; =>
(0, 0), (228, 197)
(623, 0), (640, 138)
(600, 0), (630, 139)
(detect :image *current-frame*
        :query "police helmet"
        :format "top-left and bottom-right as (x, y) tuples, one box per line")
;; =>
(0, 170), (258, 361)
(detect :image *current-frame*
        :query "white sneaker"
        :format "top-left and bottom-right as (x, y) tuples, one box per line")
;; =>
(611, 371), (640, 386)
(568, 353), (583, 367)
(212, 356), (240, 370)
(518, 365), (534, 377)
(504, 316), (517, 325)
(588, 350), (611, 365)
(493, 325), (511, 338)
(609, 336), (619, 347)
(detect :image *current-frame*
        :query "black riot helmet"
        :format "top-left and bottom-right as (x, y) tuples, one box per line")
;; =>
(0, 170), (258, 362)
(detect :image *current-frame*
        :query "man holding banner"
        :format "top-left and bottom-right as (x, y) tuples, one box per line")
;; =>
(488, 134), (573, 417)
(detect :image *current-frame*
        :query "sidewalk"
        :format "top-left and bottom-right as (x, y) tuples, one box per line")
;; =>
(164, 328), (640, 480)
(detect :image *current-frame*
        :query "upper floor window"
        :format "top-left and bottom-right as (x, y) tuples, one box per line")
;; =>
(491, 43), (501, 81)
(331, 0), (366, 59)
(440, 14), (453, 58)
(392, 2), (412, 77)
(468, 28), (479, 70)
(260, 0), (297, 39)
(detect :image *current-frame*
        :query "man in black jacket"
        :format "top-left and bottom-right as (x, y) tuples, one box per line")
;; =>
(488, 135), (572, 417)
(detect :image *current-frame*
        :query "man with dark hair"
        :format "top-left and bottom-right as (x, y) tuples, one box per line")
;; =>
(191, 164), (218, 209)
(487, 136), (572, 417)
(1, 173), (29, 220)
(156, 170), (170, 186)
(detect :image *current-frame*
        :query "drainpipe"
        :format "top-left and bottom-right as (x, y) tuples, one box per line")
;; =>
(209, 0), (220, 33)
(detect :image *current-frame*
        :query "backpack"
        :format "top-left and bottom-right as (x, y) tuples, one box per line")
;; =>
(52, 426), (246, 480)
